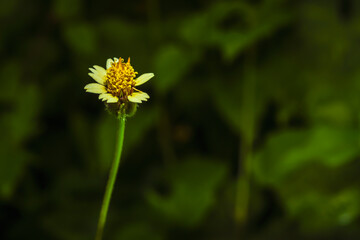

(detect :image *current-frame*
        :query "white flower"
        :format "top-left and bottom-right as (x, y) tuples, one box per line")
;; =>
(85, 57), (154, 104)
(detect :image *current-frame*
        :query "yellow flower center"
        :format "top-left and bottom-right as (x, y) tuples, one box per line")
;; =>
(105, 57), (138, 102)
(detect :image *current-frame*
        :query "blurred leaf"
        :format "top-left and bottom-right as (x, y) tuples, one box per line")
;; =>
(217, 13), (290, 61)
(254, 126), (360, 185)
(173, 75), (208, 108)
(41, 171), (101, 240)
(0, 147), (28, 199)
(0, 61), (20, 101)
(154, 45), (198, 95)
(53, 0), (83, 20)
(211, 67), (263, 144)
(273, 161), (360, 232)
(42, 200), (97, 240)
(115, 222), (164, 240)
(179, 1), (291, 61)
(98, 19), (145, 47)
(179, 12), (212, 47)
(63, 22), (97, 55)
(147, 157), (227, 227)
(309, 100), (353, 126)
(97, 19), (150, 64)
(299, 1), (350, 62)
(124, 106), (159, 154)
(285, 188), (360, 232)
(96, 114), (117, 173)
(211, 77), (243, 135)
(0, 61), (40, 198)
(179, 2), (252, 48)
(8, 84), (40, 144)
(69, 112), (96, 169)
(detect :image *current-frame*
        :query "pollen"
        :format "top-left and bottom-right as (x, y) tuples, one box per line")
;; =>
(105, 57), (138, 103)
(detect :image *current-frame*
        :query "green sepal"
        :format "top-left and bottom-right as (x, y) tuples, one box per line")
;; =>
(105, 102), (138, 118)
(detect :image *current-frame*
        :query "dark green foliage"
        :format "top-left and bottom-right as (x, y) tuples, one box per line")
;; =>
(1, 0), (360, 239)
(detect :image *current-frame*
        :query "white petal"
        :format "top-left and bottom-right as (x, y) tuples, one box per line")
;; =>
(128, 95), (142, 103)
(106, 58), (114, 69)
(88, 72), (105, 85)
(93, 65), (107, 76)
(107, 96), (119, 103)
(84, 83), (104, 90)
(128, 92), (149, 103)
(140, 92), (150, 99)
(89, 67), (97, 74)
(99, 93), (113, 101)
(135, 73), (154, 86)
(114, 57), (119, 63)
(88, 66), (106, 83)
(84, 83), (107, 94)
(133, 92), (149, 101)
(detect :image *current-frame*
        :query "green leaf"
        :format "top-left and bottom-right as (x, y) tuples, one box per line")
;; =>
(96, 115), (117, 173)
(217, 13), (290, 61)
(63, 22), (97, 55)
(285, 188), (360, 232)
(309, 100), (352, 126)
(179, 12), (212, 47)
(0, 71), (40, 199)
(115, 223), (164, 240)
(154, 45), (197, 95)
(211, 78), (243, 135)
(0, 61), (20, 101)
(211, 68), (263, 144)
(254, 126), (360, 185)
(9, 84), (41, 144)
(0, 147), (28, 199)
(274, 162), (360, 232)
(53, 0), (83, 20)
(123, 106), (159, 154)
(179, 1), (291, 61)
(97, 18), (149, 59)
(69, 112), (96, 170)
(146, 157), (227, 227)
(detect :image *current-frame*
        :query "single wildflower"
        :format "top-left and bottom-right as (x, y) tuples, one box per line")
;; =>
(86, 57), (154, 240)
(85, 57), (154, 111)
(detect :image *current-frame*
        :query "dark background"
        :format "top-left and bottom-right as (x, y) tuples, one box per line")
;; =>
(1, 0), (360, 239)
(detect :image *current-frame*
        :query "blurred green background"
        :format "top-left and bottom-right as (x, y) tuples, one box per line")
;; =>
(1, 0), (360, 239)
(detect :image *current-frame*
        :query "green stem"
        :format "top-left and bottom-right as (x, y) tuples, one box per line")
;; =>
(95, 115), (126, 240)
(235, 48), (257, 233)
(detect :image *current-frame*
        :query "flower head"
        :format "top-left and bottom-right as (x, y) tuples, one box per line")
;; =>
(85, 57), (154, 105)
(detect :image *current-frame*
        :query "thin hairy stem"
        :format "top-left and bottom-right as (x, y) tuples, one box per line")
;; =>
(95, 115), (126, 240)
